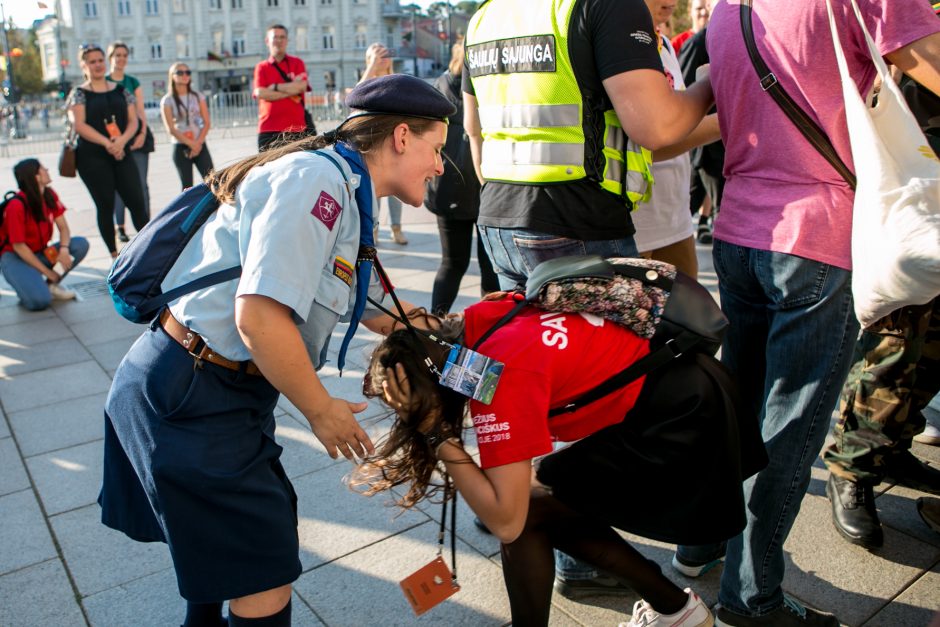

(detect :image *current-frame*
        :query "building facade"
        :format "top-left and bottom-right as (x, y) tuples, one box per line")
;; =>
(36, 0), (408, 105)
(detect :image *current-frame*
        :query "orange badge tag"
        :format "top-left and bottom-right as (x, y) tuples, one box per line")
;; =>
(43, 246), (59, 265)
(183, 130), (195, 140)
(399, 556), (460, 616)
(104, 116), (121, 139)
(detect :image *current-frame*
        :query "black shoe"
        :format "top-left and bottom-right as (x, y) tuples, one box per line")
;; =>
(826, 474), (883, 549)
(553, 573), (632, 600)
(696, 217), (713, 244)
(916, 497), (940, 533)
(715, 597), (839, 626)
(883, 451), (940, 495)
(117, 227), (130, 243)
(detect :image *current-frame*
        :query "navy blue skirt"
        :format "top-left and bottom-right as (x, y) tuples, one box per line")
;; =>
(99, 323), (302, 602)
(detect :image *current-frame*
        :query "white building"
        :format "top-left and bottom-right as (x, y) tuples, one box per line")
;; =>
(36, 0), (408, 105)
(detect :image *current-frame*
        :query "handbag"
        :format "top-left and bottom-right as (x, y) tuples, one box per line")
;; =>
(826, 0), (940, 327)
(58, 126), (77, 178)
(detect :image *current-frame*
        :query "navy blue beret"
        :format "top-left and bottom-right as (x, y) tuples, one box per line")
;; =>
(345, 74), (456, 122)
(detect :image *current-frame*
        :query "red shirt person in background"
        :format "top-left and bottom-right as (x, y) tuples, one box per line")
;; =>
(670, 0), (710, 53)
(0, 159), (89, 310)
(253, 24), (313, 152)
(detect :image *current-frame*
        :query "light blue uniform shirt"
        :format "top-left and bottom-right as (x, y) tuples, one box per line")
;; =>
(163, 147), (388, 366)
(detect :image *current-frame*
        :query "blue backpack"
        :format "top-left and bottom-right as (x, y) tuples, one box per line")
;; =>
(109, 150), (353, 323)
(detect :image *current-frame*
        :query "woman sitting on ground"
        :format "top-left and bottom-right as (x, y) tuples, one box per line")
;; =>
(355, 295), (764, 627)
(0, 159), (89, 310)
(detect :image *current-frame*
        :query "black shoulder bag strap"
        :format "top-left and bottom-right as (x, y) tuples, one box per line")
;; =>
(740, 0), (856, 190)
(269, 57), (293, 84)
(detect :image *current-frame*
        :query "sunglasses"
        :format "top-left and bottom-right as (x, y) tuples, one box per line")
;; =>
(79, 43), (103, 57)
(174, 70), (192, 76)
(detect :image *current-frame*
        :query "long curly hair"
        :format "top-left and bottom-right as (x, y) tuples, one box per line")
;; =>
(351, 312), (469, 508)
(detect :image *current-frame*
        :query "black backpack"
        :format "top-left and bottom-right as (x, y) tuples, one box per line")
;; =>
(472, 255), (728, 416)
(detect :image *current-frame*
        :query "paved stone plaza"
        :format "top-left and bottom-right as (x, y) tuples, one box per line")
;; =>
(0, 131), (938, 626)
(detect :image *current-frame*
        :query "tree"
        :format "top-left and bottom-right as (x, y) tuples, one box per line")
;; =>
(1, 27), (45, 97)
(455, 1), (480, 15)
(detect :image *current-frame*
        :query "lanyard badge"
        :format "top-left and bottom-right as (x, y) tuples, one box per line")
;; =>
(438, 344), (504, 405)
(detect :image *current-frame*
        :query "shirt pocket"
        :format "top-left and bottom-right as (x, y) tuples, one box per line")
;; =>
(313, 265), (352, 316)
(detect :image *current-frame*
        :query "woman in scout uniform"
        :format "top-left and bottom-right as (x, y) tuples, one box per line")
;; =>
(100, 74), (452, 627)
(355, 296), (762, 627)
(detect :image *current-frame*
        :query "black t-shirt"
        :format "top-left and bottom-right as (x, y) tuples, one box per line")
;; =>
(463, 0), (662, 241)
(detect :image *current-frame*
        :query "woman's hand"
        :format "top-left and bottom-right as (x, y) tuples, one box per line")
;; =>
(130, 132), (146, 151)
(45, 268), (62, 284)
(190, 139), (203, 157)
(105, 138), (124, 159)
(58, 249), (73, 272)
(308, 396), (374, 460)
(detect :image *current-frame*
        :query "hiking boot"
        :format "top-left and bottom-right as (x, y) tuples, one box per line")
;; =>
(672, 552), (725, 578)
(714, 597), (838, 626)
(826, 473), (883, 549)
(916, 497), (940, 533)
(696, 217), (713, 244)
(49, 283), (77, 301)
(619, 588), (713, 627)
(117, 226), (130, 243)
(882, 451), (940, 495)
(554, 572), (632, 599)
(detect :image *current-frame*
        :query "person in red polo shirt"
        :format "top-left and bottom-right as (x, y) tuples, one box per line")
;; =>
(253, 24), (313, 152)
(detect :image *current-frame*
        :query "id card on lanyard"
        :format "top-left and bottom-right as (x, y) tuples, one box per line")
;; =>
(104, 115), (121, 139)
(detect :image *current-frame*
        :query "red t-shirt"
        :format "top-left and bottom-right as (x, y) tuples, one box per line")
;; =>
(463, 295), (650, 470)
(671, 29), (694, 53)
(1, 190), (65, 254)
(253, 54), (309, 134)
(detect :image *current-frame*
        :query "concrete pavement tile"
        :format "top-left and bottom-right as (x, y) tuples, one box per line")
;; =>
(69, 314), (142, 347)
(876, 484), (940, 549)
(82, 567), (186, 627)
(85, 335), (137, 373)
(52, 294), (121, 325)
(27, 440), (102, 516)
(51, 504), (173, 596)
(0, 559), (85, 626)
(0, 409), (8, 438)
(0, 316), (74, 349)
(9, 392), (106, 457)
(294, 463), (430, 571)
(275, 413), (340, 479)
(0, 437), (30, 496)
(781, 492), (940, 626)
(0, 304), (56, 327)
(293, 524), (513, 626)
(911, 440), (939, 466)
(862, 564), (940, 627)
(0, 361), (111, 413)
(0, 490), (57, 573)
(0, 336), (92, 377)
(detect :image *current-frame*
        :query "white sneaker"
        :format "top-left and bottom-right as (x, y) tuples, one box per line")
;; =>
(913, 423), (940, 446)
(48, 283), (77, 301)
(619, 588), (714, 627)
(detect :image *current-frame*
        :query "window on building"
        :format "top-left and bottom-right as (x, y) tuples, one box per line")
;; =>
(117, 0), (131, 16)
(267, 0), (279, 6)
(146, 0), (159, 15)
(232, 34), (246, 56)
(231, 0), (243, 8)
(295, 26), (308, 51)
(294, 0), (306, 5)
(83, 1), (97, 18)
(173, 0), (185, 12)
(355, 24), (367, 49)
(386, 26), (395, 49)
(150, 41), (163, 59)
(321, 0), (332, 5)
(175, 33), (190, 58)
(43, 43), (56, 71)
(212, 31), (224, 54)
(322, 25), (335, 50)
(209, 0), (221, 9)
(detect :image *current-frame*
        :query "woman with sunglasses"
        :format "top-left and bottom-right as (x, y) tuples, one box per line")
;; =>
(107, 41), (152, 243)
(355, 294), (764, 627)
(66, 44), (149, 258)
(161, 62), (214, 190)
(0, 159), (89, 310)
(100, 74), (453, 627)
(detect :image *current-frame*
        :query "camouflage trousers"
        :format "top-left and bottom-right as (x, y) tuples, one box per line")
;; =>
(822, 298), (940, 484)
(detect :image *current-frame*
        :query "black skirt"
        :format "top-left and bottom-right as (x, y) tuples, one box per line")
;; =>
(535, 352), (767, 546)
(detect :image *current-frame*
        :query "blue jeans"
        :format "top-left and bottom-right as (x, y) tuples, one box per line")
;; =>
(679, 240), (858, 616)
(479, 225), (638, 580)
(478, 225), (639, 291)
(0, 237), (90, 310)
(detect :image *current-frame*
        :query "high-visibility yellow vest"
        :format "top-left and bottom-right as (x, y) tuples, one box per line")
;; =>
(466, 0), (653, 207)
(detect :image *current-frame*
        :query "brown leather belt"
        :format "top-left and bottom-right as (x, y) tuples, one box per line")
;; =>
(159, 308), (262, 376)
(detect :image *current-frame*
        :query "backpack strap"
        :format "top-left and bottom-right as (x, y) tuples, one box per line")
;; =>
(548, 330), (701, 417)
(138, 266), (243, 316)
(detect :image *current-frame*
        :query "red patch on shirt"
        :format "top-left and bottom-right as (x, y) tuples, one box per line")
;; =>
(311, 190), (342, 230)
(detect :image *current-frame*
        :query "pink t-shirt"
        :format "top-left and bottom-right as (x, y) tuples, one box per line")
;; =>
(707, 0), (940, 269)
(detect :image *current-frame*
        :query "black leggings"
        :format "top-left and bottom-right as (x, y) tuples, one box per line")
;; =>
(431, 217), (499, 315)
(173, 143), (215, 190)
(76, 146), (149, 254)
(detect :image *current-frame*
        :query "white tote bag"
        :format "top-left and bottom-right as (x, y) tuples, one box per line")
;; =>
(827, 0), (940, 328)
